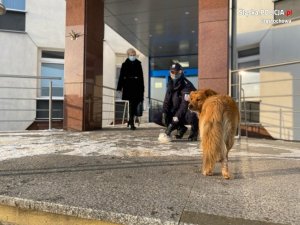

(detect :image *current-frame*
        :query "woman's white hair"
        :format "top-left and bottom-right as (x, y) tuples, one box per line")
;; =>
(127, 48), (136, 55)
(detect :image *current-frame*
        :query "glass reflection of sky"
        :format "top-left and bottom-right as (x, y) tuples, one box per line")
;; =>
(3, 0), (25, 10)
(41, 63), (64, 87)
(241, 71), (260, 98)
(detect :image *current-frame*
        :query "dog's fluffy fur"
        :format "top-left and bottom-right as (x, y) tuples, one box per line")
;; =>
(188, 89), (239, 179)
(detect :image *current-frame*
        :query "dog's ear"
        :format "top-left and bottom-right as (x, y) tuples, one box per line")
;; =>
(205, 89), (218, 97)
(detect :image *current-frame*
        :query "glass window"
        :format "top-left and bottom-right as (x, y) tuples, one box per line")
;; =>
(240, 101), (260, 123)
(237, 48), (260, 99)
(41, 63), (64, 97)
(42, 51), (64, 60)
(237, 53), (260, 124)
(0, 10), (25, 31)
(3, 0), (25, 11)
(37, 50), (64, 120)
(238, 47), (259, 58)
(0, 0), (26, 31)
(36, 100), (63, 119)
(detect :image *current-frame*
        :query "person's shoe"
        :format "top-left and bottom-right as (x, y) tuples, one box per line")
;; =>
(175, 126), (188, 139)
(188, 131), (198, 141)
(128, 120), (136, 130)
(130, 124), (136, 130)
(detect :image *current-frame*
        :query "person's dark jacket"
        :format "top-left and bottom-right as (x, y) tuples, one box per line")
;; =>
(162, 75), (196, 122)
(117, 58), (144, 102)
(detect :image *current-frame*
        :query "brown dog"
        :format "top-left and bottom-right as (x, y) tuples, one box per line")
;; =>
(188, 89), (240, 179)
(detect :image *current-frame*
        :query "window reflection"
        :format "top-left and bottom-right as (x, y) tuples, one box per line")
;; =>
(41, 63), (64, 97)
(3, 0), (25, 11)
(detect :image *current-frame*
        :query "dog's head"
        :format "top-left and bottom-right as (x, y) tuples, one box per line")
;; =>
(188, 89), (218, 112)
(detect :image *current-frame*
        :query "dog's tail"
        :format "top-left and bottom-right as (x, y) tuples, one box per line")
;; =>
(201, 121), (224, 168)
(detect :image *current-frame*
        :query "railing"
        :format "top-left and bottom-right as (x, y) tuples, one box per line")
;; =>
(2, 65), (299, 140)
(230, 60), (300, 141)
(102, 85), (163, 127)
(0, 76), (164, 131)
(102, 85), (130, 126)
(0, 74), (62, 131)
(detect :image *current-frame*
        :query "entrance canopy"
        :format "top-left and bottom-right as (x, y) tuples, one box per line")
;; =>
(104, 0), (198, 58)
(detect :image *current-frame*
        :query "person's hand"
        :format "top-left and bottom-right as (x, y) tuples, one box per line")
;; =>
(162, 113), (167, 126)
(172, 117), (179, 123)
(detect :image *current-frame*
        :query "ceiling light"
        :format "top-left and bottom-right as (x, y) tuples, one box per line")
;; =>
(185, 11), (190, 15)
(172, 60), (189, 67)
(180, 61), (189, 67)
(0, 0), (6, 15)
(134, 17), (139, 22)
(179, 40), (189, 50)
(239, 71), (246, 76)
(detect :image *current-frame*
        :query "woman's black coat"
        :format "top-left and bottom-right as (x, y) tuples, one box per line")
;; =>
(117, 58), (144, 102)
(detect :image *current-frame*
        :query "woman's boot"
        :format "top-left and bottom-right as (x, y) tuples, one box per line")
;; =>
(128, 119), (136, 130)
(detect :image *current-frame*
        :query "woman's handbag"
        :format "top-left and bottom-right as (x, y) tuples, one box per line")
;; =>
(135, 101), (143, 117)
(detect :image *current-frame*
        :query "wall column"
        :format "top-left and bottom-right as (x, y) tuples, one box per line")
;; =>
(198, 0), (229, 94)
(64, 0), (104, 131)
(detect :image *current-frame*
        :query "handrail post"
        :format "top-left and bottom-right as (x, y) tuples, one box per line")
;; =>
(280, 108), (282, 139)
(49, 80), (52, 130)
(241, 88), (248, 138)
(113, 90), (115, 126)
(238, 73), (242, 139)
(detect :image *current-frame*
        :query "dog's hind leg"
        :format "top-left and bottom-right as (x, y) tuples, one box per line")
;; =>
(202, 151), (215, 176)
(225, 124), (236, 151)
(221, 157), (230, 179)
(201, 121), (221, 176)
(222, 119), (238, 179)
(221, 143), (230, 179)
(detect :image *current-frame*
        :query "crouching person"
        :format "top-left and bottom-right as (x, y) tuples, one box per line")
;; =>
(154, 63), (199, 141)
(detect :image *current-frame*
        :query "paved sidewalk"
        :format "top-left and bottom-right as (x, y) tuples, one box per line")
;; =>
(0, 124), (299, 225)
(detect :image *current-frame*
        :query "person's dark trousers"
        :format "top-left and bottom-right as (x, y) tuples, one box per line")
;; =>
(174, 111), (198, 139)
(152, 111), (177, 135)
(175, 123), (188, 139)
(153, 110), (197, 126)
(153, 110), (199, 139)
(153, 111), (169, 127)
(128, 99), (139, 130)
(185, 111), (199, 141)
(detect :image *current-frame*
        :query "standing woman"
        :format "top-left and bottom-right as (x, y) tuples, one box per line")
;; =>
(117, 48), (144, 130)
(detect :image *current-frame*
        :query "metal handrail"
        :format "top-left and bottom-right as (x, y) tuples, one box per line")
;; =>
(231, 60), (300, 73)
(0, 74), (61, 130)
(102, 85), (163, 126)
(0, 74), (61, 80)
(230, 59), (300, 140)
